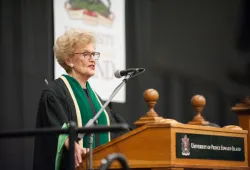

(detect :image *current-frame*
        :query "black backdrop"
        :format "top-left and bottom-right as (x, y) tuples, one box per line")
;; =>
(1, 0), (250, 170)
(0, 0), (54, 169)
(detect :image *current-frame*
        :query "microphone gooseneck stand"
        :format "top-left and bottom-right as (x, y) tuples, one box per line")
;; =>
(81, 70), (142, 170)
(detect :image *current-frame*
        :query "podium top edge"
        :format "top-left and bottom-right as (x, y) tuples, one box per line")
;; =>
(143, 123), (248, 134)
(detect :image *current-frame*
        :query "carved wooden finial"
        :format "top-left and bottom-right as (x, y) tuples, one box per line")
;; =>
(134, 89), (163, 127)
(144, 89), (159, 117)
(188, 95), (209, 125)
(232, 96), (250, 112)
(242, 96), (250, 105)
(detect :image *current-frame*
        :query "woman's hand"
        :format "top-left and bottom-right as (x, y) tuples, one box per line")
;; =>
(64, 138), (89, 167)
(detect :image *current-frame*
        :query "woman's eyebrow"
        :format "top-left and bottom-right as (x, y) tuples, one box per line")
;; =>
(83, 47), (96, 52)
(82, 50), (90, 53)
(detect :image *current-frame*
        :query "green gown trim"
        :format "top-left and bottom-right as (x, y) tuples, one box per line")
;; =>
(55, 74), (111, 170)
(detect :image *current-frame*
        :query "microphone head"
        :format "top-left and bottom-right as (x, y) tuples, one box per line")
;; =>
(114, 70), (122, 78)
(138, 68), (145, 72)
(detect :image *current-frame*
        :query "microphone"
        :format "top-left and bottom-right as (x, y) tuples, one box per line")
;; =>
(114, 68), (145, 78)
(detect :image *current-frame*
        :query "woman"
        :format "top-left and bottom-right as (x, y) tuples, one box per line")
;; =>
(33, 28), (128, 170)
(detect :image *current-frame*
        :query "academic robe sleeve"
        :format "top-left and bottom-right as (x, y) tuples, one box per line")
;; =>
(33, 90), (70, 170)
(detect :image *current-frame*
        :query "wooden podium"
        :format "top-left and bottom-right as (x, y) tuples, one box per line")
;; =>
(78, 89), (249, 170)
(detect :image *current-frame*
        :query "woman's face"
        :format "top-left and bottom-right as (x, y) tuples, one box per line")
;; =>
(67, 43), (97, 79)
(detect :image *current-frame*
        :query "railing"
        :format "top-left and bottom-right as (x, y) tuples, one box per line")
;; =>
(0, 121), (130, 170)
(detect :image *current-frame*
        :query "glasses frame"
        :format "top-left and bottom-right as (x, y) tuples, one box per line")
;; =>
(75, 51), (100, 60)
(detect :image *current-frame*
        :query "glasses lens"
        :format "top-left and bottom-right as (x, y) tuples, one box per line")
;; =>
(83, 52), (90, 59)
(94, 52), (100, 60)
(82, 52), (100, 60)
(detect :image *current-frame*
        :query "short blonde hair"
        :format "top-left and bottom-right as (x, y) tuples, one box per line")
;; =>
(54, 28), (96, 73)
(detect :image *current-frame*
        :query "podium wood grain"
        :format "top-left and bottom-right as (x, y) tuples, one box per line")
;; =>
(78, 123), (248, 170)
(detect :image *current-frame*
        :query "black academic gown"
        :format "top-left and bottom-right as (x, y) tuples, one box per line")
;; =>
(33, 78), (129, 170)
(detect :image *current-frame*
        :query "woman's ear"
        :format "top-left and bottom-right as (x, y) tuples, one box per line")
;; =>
(65, 57), (74, 68)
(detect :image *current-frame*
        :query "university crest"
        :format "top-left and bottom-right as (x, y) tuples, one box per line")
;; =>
(181, 135), (190, 156)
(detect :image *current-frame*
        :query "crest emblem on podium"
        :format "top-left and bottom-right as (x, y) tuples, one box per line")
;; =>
(181, 135), (190, 156)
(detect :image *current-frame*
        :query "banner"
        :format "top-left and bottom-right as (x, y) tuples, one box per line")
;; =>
(53, 0), (126, 103)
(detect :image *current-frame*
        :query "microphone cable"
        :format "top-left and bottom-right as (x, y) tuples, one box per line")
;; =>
(99, 153), (129, 170)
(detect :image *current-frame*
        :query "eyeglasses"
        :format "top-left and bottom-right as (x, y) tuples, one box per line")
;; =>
(75, 52), (100, 60)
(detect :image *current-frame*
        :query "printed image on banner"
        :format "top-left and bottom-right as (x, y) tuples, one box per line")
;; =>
(176, 133), (245, 161)
(53, 0), (126, 103)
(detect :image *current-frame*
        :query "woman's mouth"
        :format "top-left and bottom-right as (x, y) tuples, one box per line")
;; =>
(88, 65), (95, 70)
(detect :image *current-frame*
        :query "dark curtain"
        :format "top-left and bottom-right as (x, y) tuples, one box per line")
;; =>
(114, 0), (240, 127)
(0, 0), (53, 169)
(237, 0), (250, 52)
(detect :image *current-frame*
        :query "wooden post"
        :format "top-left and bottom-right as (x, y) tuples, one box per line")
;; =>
(134, 89), (164, 126)
(188, 95), (209, 125)
(232, 96), (250, 167)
